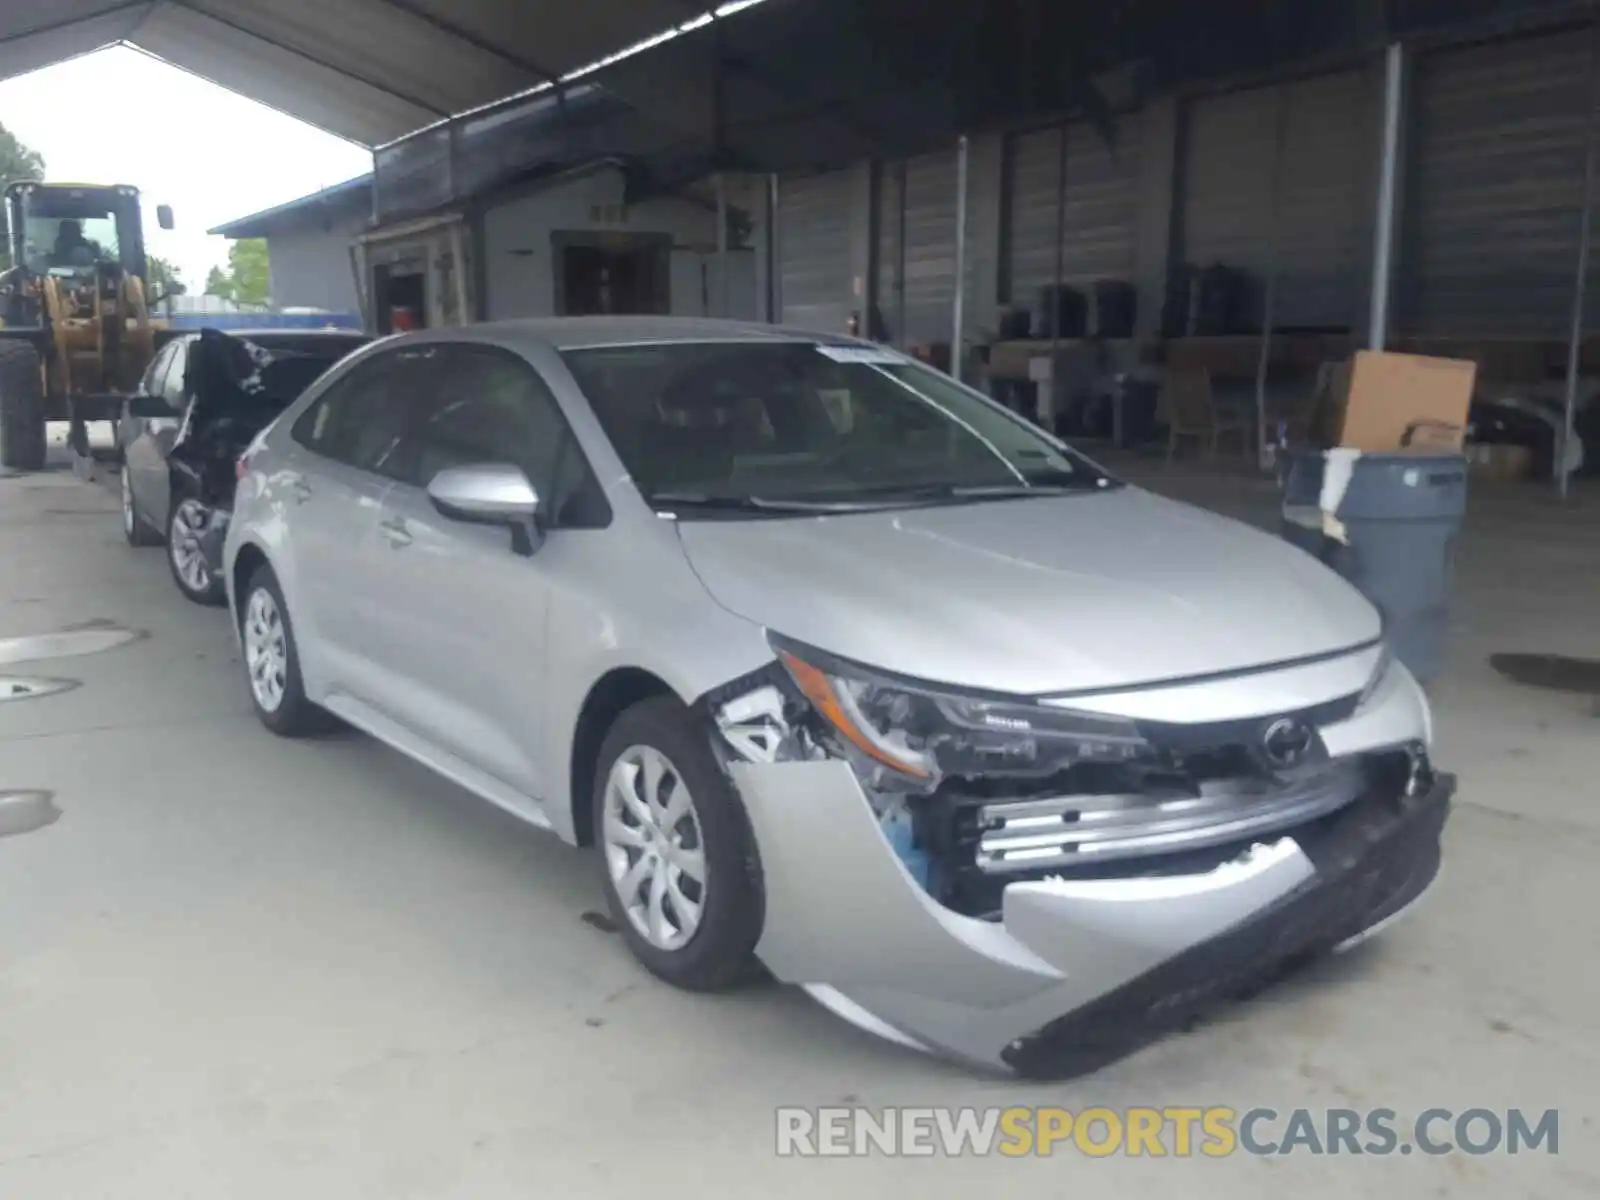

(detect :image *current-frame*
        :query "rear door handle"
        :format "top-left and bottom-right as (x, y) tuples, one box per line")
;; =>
(286, 476), (314, 504)
(378, 516), (413, 548)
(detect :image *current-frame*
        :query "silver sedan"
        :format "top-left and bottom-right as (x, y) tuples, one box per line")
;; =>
(222, 317), (1450, 1078)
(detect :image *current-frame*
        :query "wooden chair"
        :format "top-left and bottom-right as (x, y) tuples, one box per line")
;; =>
(1163, 368), (1252, 460)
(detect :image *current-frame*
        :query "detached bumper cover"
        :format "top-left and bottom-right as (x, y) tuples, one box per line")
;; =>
(1001, 774), (1450, 1079)
(731, 757), (1451, 1079)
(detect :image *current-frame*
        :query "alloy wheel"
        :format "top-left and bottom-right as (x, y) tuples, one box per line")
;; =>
(170, 501), (212, 593)
(120, 466), (134, 536)
(243, 587), (288, 713)
(602, 745), (708, 951)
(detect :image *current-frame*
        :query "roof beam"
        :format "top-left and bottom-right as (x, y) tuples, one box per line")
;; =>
(0, 1), (150, 47)
(169, 1), (449, 117)
(368, 0), (563, 83)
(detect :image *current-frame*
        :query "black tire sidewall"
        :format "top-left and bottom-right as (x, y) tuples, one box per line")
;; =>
(593, 696), (765, 992)
(0, 340), (46, 473)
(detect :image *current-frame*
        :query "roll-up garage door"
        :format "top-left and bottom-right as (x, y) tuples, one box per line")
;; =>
(900, 148), (960, 345)
(1181, 71), (1368, 330)
(777, 169), (853, 333)
(1401, 32), (1591, 336)
(1005, 116), (1142, 309)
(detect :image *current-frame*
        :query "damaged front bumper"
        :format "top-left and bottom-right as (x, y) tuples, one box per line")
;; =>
(734, 755), (1449, 1078)
(720, 656), (1452, 1078)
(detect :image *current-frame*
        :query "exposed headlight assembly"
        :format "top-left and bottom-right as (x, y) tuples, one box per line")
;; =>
(770, 635), (1149, 789)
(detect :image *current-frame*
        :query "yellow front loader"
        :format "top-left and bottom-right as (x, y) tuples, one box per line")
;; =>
(0, 181), (176, 472)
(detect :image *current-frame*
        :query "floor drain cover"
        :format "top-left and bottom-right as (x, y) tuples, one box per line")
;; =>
(0, 624), (143, 667)
(0, 676), (79, 702)
(1489, 653), (1600, 695)
(0, 791), (61, 839)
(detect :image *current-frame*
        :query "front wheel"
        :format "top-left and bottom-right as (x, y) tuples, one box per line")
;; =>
(593, 696), (765, 992)
(0, 339), (47, 473)
(167, 498), (226, 605)
(121, 462), (162, 546)
(239, 564), (335, 737)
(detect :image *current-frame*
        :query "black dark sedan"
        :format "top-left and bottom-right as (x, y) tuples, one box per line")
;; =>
(119, 327), (371, 603)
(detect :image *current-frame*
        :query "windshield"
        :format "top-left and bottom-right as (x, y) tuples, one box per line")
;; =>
(560, 341), (1112, 513)
(23, 209), (122, 273)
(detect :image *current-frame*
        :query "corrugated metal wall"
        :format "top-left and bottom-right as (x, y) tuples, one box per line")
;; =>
(1181, 70), (1368, 330)
(1400, 31), (1592, 336)
(900, 148), (961, 344)
(776, 169), (854, 332)
(1005, 116), (1143, 312)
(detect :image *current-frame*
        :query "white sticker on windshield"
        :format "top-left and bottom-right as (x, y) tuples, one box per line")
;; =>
(814, 344), (903, 365)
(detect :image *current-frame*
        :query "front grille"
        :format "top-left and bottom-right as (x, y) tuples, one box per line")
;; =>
(974, 757), (1365, 872)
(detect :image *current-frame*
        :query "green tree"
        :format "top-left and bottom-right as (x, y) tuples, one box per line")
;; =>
(225, 238), (270, 306)
(204, 264), (231, 300)
(147, 255), (185, 302)
(0, 121), (44, 272)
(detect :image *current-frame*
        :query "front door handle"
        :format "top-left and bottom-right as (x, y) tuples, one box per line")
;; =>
(378, 516), (413, 548)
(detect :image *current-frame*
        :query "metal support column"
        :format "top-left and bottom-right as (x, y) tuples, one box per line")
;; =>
(1561, 8), (1600, 499)
(1369, 42), (1405, 350)
(765, 173), (779, 323)
(952, 135), (970, 381)
(715, 172), (729, 319)
(1048, 123), (1067, 428)
(894, 162), (908, 347)
(1255, 82), (1291, 468)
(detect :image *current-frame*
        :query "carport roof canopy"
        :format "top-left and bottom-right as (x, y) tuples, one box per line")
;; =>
(0, 0), (717, 147)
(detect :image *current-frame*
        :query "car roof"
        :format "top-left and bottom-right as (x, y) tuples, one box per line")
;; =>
(450, 316), (857, 351)
(176, 328), (369, 344)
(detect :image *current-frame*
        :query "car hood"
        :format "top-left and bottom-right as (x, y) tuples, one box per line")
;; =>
(673, 487), (1381, 696)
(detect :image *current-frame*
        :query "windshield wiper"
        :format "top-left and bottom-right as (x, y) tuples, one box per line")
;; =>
(652, 491), (883, 514)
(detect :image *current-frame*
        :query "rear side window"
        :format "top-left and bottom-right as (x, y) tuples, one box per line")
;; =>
(291, 347), (436, 478)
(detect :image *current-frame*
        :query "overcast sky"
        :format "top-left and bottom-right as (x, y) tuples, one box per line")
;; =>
(0, 45), (372, 286)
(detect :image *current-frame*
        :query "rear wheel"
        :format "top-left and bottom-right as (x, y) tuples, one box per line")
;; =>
(167, 498), (225, 605)
(0, 339), (46, 473)
(121, 462), (162, 546)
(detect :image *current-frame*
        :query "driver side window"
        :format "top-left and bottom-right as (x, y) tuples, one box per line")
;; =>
(395, 345), (608, 529)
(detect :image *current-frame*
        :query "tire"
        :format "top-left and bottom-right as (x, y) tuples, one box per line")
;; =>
(238, 563), (336, 737)
(593, 696), (765, 992)
(121, 462), (162, 546)
(167, 497), (226, 605)
(0, 338), (46, 473)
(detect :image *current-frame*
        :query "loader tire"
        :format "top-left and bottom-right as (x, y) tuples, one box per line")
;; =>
(0, 340), (47, 473)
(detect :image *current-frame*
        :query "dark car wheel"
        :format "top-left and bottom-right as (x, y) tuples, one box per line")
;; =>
(167, 498), (226, 606)
(121, 462), (162, 546)
(239, 563), (336, 737)
(593, 696), (765, 992)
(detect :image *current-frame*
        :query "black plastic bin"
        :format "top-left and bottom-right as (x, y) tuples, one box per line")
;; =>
(1281, 451), (1468, 685)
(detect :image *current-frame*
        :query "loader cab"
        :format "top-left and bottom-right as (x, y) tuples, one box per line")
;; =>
(4, 182), (161, 285)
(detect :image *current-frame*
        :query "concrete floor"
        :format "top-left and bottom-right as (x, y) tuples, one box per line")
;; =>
(1, 440), (1597, 1197)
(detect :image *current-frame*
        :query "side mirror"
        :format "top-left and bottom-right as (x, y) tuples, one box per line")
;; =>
(426, 463), (543, 555)
(156, 204), (175, 231)
(126, 393), (173, 419)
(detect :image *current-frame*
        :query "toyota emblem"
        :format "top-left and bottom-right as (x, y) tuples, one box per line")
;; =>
(1261, 717), (1315, 769)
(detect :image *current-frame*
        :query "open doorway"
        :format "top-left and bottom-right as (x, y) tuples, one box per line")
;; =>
(372, 263), (427, 333)
(553, 232), (670, 316)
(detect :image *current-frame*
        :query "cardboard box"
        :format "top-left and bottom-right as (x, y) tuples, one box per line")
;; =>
(1315, 350), (1478, 452)
(1467, 442), (1534, 482)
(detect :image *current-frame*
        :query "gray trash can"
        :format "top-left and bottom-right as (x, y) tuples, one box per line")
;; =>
(1281, 450), (1468, 685)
